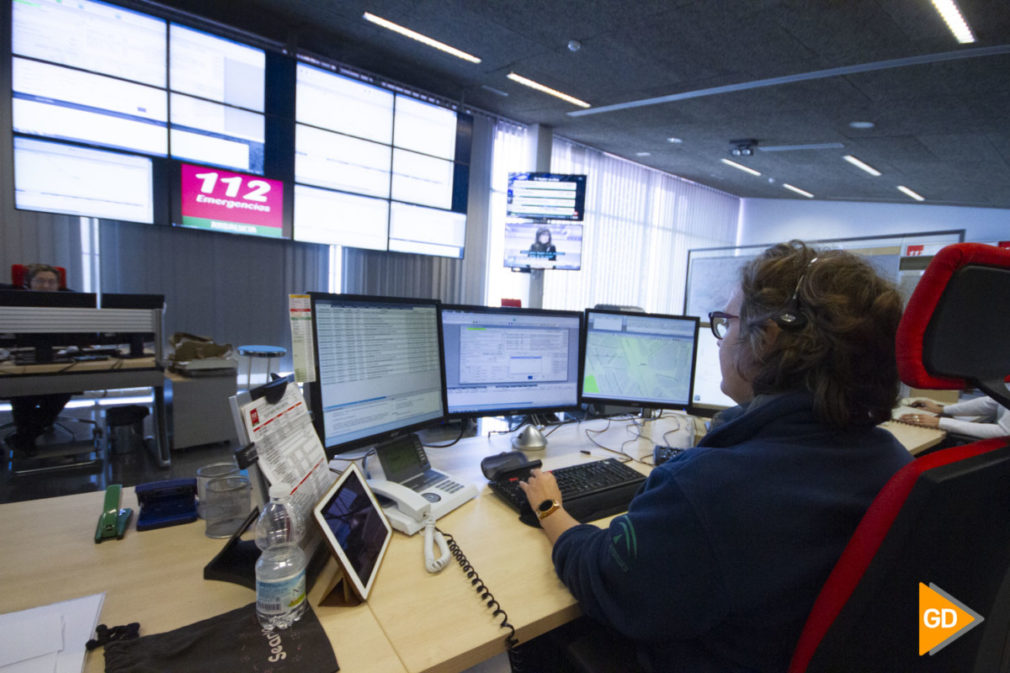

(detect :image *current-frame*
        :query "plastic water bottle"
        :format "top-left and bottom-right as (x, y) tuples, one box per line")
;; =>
(255, 483), (307, 630)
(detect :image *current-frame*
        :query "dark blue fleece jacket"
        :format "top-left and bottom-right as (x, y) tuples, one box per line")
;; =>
(552, 392), (912, 672)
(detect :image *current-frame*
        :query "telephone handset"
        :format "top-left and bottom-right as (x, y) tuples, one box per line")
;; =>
(368, 479), (450, 573)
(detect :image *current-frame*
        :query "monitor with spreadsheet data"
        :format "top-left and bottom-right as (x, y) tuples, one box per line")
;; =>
(581, 309), (699, 410)
(307, 293), (447, 455)
(440, 305), (583, 417)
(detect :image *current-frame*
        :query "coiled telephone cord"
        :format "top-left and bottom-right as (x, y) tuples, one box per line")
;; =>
(436, 527), (523, 671)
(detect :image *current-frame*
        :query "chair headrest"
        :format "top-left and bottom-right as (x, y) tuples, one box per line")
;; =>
(896, 243), (1010, 405)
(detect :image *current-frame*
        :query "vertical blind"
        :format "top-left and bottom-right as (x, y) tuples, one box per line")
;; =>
(484, 119), (530, 307)
(544, 138), (741, 316)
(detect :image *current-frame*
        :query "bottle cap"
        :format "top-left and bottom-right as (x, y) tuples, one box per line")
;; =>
(269, 483), (290, 499)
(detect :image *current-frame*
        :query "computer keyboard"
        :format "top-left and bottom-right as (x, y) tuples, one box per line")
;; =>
(488, 458), (646, 527)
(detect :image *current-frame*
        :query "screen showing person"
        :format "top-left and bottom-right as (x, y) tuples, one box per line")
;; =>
(504, 222), (582, 270)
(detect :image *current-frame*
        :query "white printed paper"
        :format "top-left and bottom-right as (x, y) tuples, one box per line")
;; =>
(288, 294), (316, 383)
(239, 382), (332, 520)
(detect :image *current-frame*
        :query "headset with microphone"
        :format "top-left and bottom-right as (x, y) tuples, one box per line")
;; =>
(773, 256), (818, 329)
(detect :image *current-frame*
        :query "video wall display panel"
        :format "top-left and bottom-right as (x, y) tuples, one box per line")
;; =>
(12, 0), (166, 86)
(15, 137), (155, 224)
(12, 57), (169, 156)
(9, 0), (470, 255)
(388, 202), (466, 259)
(295, 125), (392, 197)
(169, 24), (265, 111)
(296, 64), (394, 143)
(294, 185), (389, 250)
(174, 163), (284, 238)
(292, 61), (470, 255)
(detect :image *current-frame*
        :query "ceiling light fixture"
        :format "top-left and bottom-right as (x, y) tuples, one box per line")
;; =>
(842, 154), (882, 176)
(635, 152), (651, 157)
(898, 185), (926, 201)
(667, 137), (683, 144)
(784, 183), (815, 198)
(930, 0), (976, 44)
(729, 138), (757, 156)
(849, 121), (875, 130)
(506, 72), (590, 108)
(721, 158), (761, 176)
(363, 12), (482, 63)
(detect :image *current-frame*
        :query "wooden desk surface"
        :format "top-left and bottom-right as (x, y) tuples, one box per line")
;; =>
(0, 488), (405, 673)
(364, 415), (686, 673)
(880, 420), (946, 454)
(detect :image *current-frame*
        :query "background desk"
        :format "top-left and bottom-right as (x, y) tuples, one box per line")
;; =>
(0, 356), (170, 466)
(0, 488), (405, 673)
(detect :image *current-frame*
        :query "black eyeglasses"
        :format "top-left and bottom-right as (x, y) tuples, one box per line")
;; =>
(708, 311), (739, 340)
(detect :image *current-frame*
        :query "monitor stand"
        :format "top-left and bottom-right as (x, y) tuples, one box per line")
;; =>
(511, 422), (547, 451)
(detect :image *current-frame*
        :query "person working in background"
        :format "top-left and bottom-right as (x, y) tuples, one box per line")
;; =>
(520, 240), (912, 673)
(4, 264), (74, 456)
(899, 391), (1010, 439)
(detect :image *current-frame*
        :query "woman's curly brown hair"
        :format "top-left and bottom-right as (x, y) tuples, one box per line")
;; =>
(737, 240), (903, 428)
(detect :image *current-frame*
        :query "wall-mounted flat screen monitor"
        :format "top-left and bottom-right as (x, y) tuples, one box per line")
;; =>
(441, 305), (582, 417)
(174, 163), (285, 238)
(504, 222), (582, 270)
(581, 309), (699, 410)
(690, 327), (736, 414)
(307, 294), (447, 455)
(12, 57), (168, 156)
(14, 137), (155, 224)
(507, 173), (586, 221)
(12, 0), (166, 87)
(293, 185), (389, 250)
(388, 202), (465, 258)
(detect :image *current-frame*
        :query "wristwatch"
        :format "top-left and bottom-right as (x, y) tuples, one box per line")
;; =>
(537, 499), (561, 521)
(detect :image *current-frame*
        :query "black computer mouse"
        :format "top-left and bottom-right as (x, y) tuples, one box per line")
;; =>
(480, 451), (540, 480)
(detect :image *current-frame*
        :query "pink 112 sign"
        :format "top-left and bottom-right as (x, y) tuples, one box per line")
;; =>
(179, 164), (284, 238)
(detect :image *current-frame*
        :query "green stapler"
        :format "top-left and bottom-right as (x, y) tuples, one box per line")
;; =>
(95, 484), (133, 543)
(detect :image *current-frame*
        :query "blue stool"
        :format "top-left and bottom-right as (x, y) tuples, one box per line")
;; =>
(236, 345), (286, 389)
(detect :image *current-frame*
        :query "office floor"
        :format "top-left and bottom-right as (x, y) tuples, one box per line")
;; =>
(0, 402), (234, 504)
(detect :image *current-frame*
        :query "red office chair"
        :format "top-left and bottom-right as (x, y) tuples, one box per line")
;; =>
(788, 243), (1010, 673)
(11, 263), (67, 289)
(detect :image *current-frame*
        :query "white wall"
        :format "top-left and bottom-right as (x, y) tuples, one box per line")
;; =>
(738, 199), (1010, 246)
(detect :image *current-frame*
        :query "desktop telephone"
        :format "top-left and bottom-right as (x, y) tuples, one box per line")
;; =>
(365, 434), (477, 573)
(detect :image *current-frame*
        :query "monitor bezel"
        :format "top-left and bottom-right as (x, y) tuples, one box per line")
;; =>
(307, 292), (448, 456)
(439, 303), (584, 419)
(579, 308), (700, 411)
(687, 322), (736, 416)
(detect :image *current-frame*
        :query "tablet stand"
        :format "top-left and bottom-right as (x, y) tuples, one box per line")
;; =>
(317, 561), (363, 606)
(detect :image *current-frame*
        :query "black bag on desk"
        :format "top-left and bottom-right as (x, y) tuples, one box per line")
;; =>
(104, 602), (338, 673)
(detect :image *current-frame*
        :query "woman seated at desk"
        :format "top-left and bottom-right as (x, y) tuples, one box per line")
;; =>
(899, 389), (1010, 439)
(519, 240), (912, 672)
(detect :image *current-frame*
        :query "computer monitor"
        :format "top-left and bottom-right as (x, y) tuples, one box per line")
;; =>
(440, 305), (583, 417)
(581, 309), (699, 410)
(307, 293), (447, 455)
(690, 326), (736, 415)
